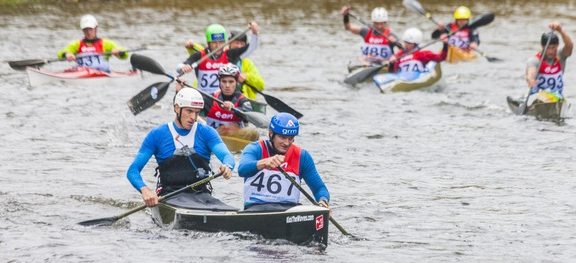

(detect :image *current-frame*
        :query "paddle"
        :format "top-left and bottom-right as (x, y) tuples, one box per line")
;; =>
(127, 81), (173, 115)
(128, 28), (250, 115)
(344, 13), (494, 86)
(518, 30), (554, 115)
(342, 11), (404, 86)
(78, 173), (222, 227)
(347, 11), (404, 50)
(243, 82), (304, 119)
(131, 54), (270, 128)
(7, 47), (147, 70)
(403, 0), (500, 62)
(276, 166), (352, 237)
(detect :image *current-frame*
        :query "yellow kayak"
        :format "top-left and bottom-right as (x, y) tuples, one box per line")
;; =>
(446, 46), (478, 63)
(217, 125), (259, 152)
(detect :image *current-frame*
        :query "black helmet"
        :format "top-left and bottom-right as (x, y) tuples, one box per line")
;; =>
(229, 29), (248, 43)
(541, 32), (559, 46)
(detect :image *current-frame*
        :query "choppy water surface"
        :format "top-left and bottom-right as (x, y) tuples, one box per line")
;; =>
(1, 0), (576, 262)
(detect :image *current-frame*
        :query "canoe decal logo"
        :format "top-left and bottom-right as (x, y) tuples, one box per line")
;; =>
(150, 86), (158, 99)
(316, 215), (324, 230)
(286, 215), (313, 224)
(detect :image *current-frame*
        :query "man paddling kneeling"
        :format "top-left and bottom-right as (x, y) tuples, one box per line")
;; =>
(127, 88), (235, 207)
(238, 113), (331, 213)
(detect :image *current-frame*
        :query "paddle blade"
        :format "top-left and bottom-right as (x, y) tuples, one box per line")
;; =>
(127, 81), (172, 115)
(78, 216), (119, 227)
(130, 54), (167, 75)
(468, 12), (495, 29)
(402, 0), (426, 15)
(262, 94), (304, 119)
(344, 65), (386, 85)
(235, 110), (270, 129)
(8, 59), (48, 70)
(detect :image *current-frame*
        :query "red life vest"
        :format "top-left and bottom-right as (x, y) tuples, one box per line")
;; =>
(448, 23), (471, 49)
(197, 50), (230, 94)
(361, 28), (393, 60)
(205, 90), (245, 128)
(532, 52), (564, 94)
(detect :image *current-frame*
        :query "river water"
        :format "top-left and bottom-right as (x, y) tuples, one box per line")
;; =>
(1, 0), (575, 262)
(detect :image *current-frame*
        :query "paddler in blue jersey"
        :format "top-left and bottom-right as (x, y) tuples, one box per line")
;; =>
(57, 14), (128, 72)
(238, 113), (331, 212)
(178, 22), (260, 95)
(127, 88), (235, 207)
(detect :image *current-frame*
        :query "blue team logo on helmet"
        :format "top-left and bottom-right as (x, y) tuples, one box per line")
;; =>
(211, 33), (225, 41)
(269, 113), (299, 136)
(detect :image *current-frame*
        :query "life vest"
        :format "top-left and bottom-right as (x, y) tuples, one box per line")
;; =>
(197, 49), (229, 94)
(395, 49), (426, 73)
(361, 28), (393, 60)
(532, 53), (564, 94)
(76, 39), (110, 72)
(448, 23), (471, 49)
(205, 90), (246, 128)
(243, 140), (302, 204)
(156, 122), (211, 195)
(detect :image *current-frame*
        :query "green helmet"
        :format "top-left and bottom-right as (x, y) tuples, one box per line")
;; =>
(205, 24), (227, 43)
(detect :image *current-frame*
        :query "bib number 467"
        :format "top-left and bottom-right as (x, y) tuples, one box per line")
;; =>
(250, 172), (295, 195)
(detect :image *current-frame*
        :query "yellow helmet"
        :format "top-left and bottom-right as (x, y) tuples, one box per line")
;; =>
(454, 6), (471, 19)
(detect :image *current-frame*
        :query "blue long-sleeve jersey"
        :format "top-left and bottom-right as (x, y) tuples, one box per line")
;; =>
(127, 122), (235, 192)
(238, 140), (330, 203)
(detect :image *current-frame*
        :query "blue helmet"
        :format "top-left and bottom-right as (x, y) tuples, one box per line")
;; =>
(269, 113), (299, 136)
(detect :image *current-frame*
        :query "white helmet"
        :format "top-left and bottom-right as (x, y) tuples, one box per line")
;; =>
(174, 88), (204, 109)
(402, 27), (423, 44)
(80, 14), (98, 29)
(218, 63), (240, 79)
(371, 7), (388, 23)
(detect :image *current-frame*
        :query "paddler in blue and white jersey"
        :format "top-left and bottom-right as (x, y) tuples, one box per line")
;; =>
(178, 22), (260, 95)
(341, 6), (401, 64)
(526, 22), (573, 96)
(57, 14), (128, 72)
(238, 113), (331, 212)
(127, 88), (235, 207)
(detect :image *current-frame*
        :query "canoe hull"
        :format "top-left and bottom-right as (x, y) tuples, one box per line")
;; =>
(376, 62), (442, 93)
(26, 67), (140, 87)
(151, 193), (329, 246)
(446, 46), (478, 64)
(506, 96), (571, 122)
(218, 126), (259, 152)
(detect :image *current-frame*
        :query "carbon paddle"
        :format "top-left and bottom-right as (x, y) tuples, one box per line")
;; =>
(8, 47), (146, 70)
(403, 0), (501, 62)
(277, 166), (353, 237)
(128, 28), (250, 115)
(518, 30), (555, 115)
(130, 54), (270, 128)
(244, 82), (304, 119)
(78, 173), (222, 227)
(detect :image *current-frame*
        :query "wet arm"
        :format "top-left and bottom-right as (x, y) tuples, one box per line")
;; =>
(238, 142), (262, 178)
(300, 150), (330, 202)
(126, 144), (155, 192)
(103, 39), (128, 59)
(57, 40), (81, 59)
